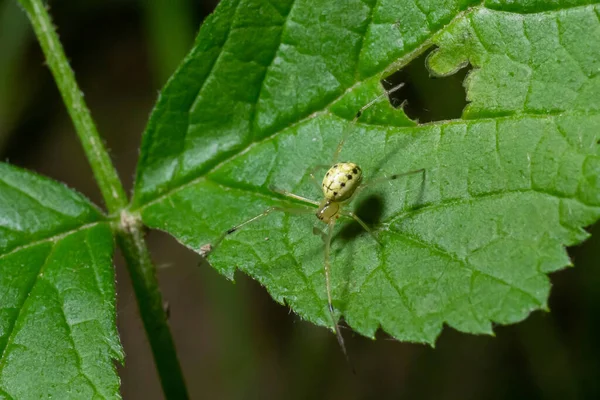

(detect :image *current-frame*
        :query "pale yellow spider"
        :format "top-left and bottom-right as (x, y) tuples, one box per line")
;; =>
(211, 83), (424, 358)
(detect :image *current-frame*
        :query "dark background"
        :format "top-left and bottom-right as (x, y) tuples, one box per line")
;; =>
(1, 0), (599, 399)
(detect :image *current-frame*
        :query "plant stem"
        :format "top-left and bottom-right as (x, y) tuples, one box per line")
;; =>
(18, 1), (189, 398)
(117, 212), (189, 400)
(17, 0), (127, 214)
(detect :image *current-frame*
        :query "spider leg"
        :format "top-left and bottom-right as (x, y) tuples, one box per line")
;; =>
(339, 210), (381, 245)
(312, 223), (326, 240)
(269, 186), (320, 206)
(332, 83), (405, 163)
(212, 206), (314, 250)
(306, 164), (330, 192)
(324, 218), (351, 364)
(354, 168), (425, 197)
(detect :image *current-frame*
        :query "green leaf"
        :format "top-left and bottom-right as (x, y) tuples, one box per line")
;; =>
(0, 163), (122, 399)
(429, 5), (600, 117)
(132, 0), (600, 343)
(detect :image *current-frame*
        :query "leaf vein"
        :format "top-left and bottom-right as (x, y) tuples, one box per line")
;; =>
(0, 241), (56, 371)
(387, 187), (599, 226)
(413, 0), (432, 31)
(354, 0), (377, 80)
(0, 222), (103, 260)
(380, 257), (426, 338)
(250, 0), (297, 141)
(0, 179), (75, 222)
(389, 229), (542, 306)
(281, 213), (324, 321)
(494, 119), (509, 189)
(50, 284), (104, 399)
(521, 18), (535, 113)
(134, 4), (483, 210)
(173, 0), (241, 180)
(555, 14), (589, 81)
(84, 228), (106, 299)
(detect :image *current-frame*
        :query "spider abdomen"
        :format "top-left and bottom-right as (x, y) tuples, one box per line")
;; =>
(322, 162), (362, 202)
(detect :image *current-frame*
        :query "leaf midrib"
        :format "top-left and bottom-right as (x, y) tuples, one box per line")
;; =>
(133, 109), (598, 213)
(134, 0), (488, 209)
(0, 222), (104, 260)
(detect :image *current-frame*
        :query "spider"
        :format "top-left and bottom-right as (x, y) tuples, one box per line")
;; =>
(210, 83), (424, 359)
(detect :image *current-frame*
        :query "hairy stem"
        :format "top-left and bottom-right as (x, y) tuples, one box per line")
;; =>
(117, 212), (189, 399)
(17, 0), (127, 213)
(18, 1), (189, 398)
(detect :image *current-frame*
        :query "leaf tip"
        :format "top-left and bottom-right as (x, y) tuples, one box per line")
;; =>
(541, 304), (551, 313)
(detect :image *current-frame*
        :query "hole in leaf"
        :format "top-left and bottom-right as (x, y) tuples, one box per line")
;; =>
(381, 48), (471, 124)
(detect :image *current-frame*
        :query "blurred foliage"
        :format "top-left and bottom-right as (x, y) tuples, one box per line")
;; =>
(0, 0), (30, 151)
